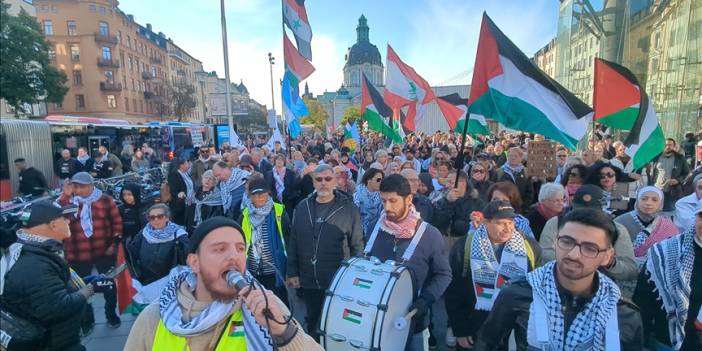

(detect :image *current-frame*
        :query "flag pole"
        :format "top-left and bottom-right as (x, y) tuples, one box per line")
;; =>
(280, 0), (292, 160)
(220, 0), (235, 148)
(454, 108), (471, 188)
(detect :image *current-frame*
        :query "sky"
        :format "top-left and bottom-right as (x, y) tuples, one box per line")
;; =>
(118, 0), (560, 111)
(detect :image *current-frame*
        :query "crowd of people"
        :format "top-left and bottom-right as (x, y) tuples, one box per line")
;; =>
(1, 127), (701, 351)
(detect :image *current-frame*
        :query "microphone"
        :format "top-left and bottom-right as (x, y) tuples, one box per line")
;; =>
(226, 270), (248, 291)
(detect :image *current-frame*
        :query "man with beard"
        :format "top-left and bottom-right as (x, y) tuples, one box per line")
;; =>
(213, 161), (250, 221)
(474, 208), (643, 350)
(286, 164), (363, 341)
(55, 149), (81, 183)
(191, 146), (217, 186)
(123, 217), (322, 350)
(445, 201), (540, 350)
(633, 209), (702, 350)
(648, 138), (690, 212)
(364, 174), (451, 351)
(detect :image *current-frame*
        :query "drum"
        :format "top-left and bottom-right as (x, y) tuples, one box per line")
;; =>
(319, 256), (414, 351)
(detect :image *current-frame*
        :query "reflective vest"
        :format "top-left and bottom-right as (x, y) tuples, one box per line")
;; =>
(240, 203), (286, 256)
(151, 310), (246, 350)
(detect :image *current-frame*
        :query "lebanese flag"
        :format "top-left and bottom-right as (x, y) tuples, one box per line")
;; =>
(362, 73), (403, 144)
(283, 0), (312, 61)
(593, 58), (665, 169)
(384, 45), (436, 132)
(284, 33), (315, 82)
(468, 13), (591, 150)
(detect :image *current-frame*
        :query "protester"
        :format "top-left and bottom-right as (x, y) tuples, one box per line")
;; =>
(433, 171), (485, 253)
(560, 164), (588, 206)
(633, 209), (701, 350)
(486, 181), (535, 238)
(123, 217), (322, 350)
(167, 158), (194, 226)
(674, 174), (702, 232)
(445, 201), (541, 350)
(119, 183), (145, 241)
(265, 154), (300, 219)
(468, 161), (493, 201)
(0, 200), (98, 351)
(185, 170), (223, 232)
(124, 204), (189, 311)
(334, 165), (356, 194)
(76, 146), (92, 172)
(98, 145), (123, 177)
(586, 162), (633, 216)
(555, 148), (569, 181)
(400, 168), (433, 221)
(14, 158), (48, 196)
(238, 177), (290, 305)
(55, 149), (81, 182)
(286, 164), (363, 340)
(353, 167), (384, 239)
(648, 138), (691, 212)
(525, 183), (566, 240)
(213, 160), (250, 221)
(497, 147), (534, 210)
(90, 149), (112, 179)
(474, 208), (643, 350)
(57, 172), (123, 330)
(130, 149), (151, 173)
(296, 158), (319, 201)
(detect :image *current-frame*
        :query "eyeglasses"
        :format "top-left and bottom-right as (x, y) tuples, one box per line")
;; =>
(314, 176), (334, 182)
(557, 154), (567, 158)
(569, 172), (580, 177)
(556, 235), (608, 258)
(599, 172), (615, 179)
(373, 177), (383, 183)
(147, 213), (167, 221)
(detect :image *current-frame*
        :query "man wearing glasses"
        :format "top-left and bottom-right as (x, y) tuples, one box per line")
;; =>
(191, 145), (217, 186)
(285, 164), (363, 341)
(474, 208), (644, 350)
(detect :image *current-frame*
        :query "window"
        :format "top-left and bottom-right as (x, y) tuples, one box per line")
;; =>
(54, 102), (63, 109)
(126, 35), (131, 49)
(119, 52), (125, 67)
(88, 3), (96, 12)
(67, 21), (77, 36)
(128, 56), (133, 71)
(131, 79), (135, 91)
(99, 6), (106, 15)
(132, 99), (137, 111)
(101, 46), (111, 60)
(117, 30), (122, 43)
(75, 94), (85, 109)
(124, 97), (129, 111)
(107, 95), (116, 109)
(99, 22), (109, 36)
(139, 100), (143, 113)
(72, 70), (82, 85)
(151, 66), (156, 77)
(43, 20), (53, 35)
(104, 70), (113, 82)
(70, 44), (80, 61)
(47, 46), (56, 62)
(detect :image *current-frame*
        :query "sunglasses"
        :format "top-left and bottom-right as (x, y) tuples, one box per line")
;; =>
(569, 172), (581, 177)
(599, 172), (615, 179)
(314, 176), (334, 182)
(147, 213), (167, 221)
(374, 177), (384, 182)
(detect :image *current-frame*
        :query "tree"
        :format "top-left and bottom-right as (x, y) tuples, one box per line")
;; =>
(300, 97), (328, 132)
(168, 79), (197, 121)
(340, 106), (362, 126)
(0, 2), (68, 115)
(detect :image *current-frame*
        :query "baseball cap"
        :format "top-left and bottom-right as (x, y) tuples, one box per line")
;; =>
(572, 184), (605, 209)
(189, 216), (244, 253)
(70, 172), (94, 185)
(247, 178), (268, 195)
(483, 201), (517, 220)
(23, 200), (78, 228)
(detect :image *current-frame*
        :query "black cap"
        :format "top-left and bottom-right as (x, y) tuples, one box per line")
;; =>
(189, 217), (245, 253)
(572, 185), (605, 209)
(23, 200), (78, 228)
(247, 178), (268, 194)
(482, 201), (517, 220)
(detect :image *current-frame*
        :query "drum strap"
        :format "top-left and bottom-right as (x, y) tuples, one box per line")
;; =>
(364, 219), (428, 263)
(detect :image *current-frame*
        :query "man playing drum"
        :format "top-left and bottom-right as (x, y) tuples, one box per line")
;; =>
(365, 174), (451, 351)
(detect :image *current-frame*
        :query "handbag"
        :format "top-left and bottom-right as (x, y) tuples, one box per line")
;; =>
(0, 308), (47, 350)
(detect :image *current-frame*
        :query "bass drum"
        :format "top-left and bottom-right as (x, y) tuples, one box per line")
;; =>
(319, 256), (414, 351)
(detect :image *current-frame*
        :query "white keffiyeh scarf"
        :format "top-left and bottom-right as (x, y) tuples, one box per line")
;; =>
(72, 188), (103, 238)
(141, 221), (187, 244)
(194, 188), (223, 225)
(0, 230), (56, 294)
(501, 163), (524, 183)
(246, 198), (274, 261)
(220, 168), (249, 213)
(177, 170), (195, 205)
(645, 228), (696, 350)
(470, 224), (529, 311)
(272, 167), (286, 202)
(527, 261), (621, 351)
(159, 268), (273, 350)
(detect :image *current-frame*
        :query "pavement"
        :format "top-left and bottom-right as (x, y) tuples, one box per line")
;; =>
(81, 294), (133, 351)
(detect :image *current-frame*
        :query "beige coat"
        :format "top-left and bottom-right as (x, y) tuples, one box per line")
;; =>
(123, 282), (322, 351)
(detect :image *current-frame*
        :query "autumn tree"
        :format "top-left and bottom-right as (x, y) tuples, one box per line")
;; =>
(340, 106), (362, 126)
(300, 97), (328, 131)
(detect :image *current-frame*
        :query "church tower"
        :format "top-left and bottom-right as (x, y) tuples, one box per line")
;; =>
(343, 15), (384, 88)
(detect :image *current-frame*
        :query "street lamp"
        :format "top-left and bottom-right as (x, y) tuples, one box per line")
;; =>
(268, 52), (276, 112)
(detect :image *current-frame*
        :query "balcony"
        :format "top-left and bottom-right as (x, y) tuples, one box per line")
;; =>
(97, 57), (120, 68)
(143, 91), (156, 99)
(100, 81), (122, 92)
(149, 56), (162, 65)
(142, 71), (155, 80)
(94, 32), (119, 45)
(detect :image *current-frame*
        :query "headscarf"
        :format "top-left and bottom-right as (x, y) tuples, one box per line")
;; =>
(634, 186), (664, 223)
(418, 173), (434, 196)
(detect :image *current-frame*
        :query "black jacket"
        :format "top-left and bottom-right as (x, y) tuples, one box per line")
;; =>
(124, 226), (190, 285)
(1, 240), (87, 351)
(473, 278), (643, 351)
(18, 167), (48, 196)
(119, 183), (145, 240)
(470, 179), (493, 201)
(54, 157), (81, 180)
(265, 168), (300, 218)
(497, 167), (534, 211)
(286, 190), (364, 290)
(91, 158), (112, 179)
(167, 171), (189, 224)
(296, 174), (315, 206)
(524, 204), (550, 241)
(185, 186), (224, 233)
(633, 242), (702, 351)
(432, 192), (485, 237)
(413, 194), (434, 222)
(445, 233), (541, 340)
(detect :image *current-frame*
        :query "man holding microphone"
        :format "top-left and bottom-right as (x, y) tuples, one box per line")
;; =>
(124, 217), (321, 350)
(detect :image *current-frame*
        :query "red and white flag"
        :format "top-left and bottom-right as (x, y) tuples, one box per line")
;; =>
(384, 45), (436, 132)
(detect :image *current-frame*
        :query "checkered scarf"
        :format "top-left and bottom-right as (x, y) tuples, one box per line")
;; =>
(527, 261), (621, 351)
(220, 168), (249, 213)
(645, 227), (695, 350)
(470, 224), (528, 311)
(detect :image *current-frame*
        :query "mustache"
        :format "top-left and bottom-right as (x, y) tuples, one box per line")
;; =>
(562, 258), (583, 268)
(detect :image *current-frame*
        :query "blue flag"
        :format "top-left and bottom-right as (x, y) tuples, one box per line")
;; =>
(282, 70), (308, 139)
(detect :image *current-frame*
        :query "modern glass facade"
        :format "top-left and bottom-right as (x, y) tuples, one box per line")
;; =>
(555, 0), (701, 141)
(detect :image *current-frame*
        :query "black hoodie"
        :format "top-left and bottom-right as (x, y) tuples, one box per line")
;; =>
(119, 183), (145, 240)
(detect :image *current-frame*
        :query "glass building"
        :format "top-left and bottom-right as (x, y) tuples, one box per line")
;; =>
(555, 0), (701, 141)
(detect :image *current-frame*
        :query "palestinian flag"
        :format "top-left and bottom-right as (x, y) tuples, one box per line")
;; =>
(352, 277), (373, 289)
(475, 282), (494, 299)
(436, 93), (479, 133)
(229, 320), (245, 337)
(468, 13), (591, 150)
(384, 45), (436, 132)
(283, 0), (312, 60)
(342, 308), (363, 324)
(284, 33), (314, 82)
(361, 73), (403, 144)
(593, 58), (665, 169)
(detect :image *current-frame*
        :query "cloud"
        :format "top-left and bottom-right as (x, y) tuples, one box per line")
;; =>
(305, 34), (344, 97)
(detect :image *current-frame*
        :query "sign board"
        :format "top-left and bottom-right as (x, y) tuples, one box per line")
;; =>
(190, 127), (204, 146)
(267, 109), (278, 129)
(526, 141), (557, 179)
(209, 94), (249, 116)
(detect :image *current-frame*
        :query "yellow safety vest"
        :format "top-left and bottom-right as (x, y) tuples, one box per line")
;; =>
(151, 310), (246, 351)
(240, 203), (286, 256)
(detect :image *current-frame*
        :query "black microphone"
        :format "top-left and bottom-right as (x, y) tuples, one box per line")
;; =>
(226, 270), (248, 291)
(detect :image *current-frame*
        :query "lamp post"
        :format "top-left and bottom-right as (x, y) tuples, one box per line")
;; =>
(219, 0), (235, 146)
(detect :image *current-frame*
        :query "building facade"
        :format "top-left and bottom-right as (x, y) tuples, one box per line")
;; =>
(532, 37), (558, 79)
(203, 71), (268, 134)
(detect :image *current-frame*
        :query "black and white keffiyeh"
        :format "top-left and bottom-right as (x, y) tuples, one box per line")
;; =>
(470, 225), (528, 311)
(246, 198), (274, 261)
(645, 227), (696, 350)
(159, 268), (273, 350)
(527, 261), (621, 351)
(220, 168), (249, 213)
(141, 221), (187, 244)
(72, 187), (103, 237)
(193, 188), (223, 225)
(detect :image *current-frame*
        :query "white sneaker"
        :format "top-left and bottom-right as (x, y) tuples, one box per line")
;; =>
(446, 327), (456, 348)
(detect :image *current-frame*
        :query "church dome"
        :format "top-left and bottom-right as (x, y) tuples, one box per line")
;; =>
(344, 15), (382, 68)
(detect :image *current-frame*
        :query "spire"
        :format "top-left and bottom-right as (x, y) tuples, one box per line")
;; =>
(356, 14), (369, 43)
(304, 82), (310, 96)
